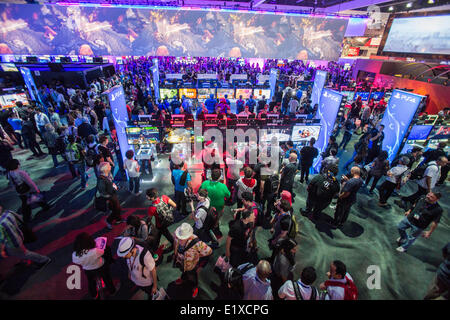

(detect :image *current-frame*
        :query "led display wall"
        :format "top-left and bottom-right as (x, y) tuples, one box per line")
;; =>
(0, 3), (348, 60)
(380, 89), (424, 163)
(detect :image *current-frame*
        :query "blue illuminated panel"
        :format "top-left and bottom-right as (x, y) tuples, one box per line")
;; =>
(380, 89), (424, 163)
(313, 88), (343, 171)
(311, 70), (328, 108)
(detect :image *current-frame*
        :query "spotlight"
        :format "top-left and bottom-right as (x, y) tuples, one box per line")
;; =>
(428, 0), (434, 3)
(406, 2), (412, 8)
(388, 6), (394, 11)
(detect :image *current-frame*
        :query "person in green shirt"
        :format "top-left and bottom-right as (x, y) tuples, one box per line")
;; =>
(200, 168), (231, 238)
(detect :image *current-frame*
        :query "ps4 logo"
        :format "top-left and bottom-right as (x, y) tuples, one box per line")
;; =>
(394, 92), (417, 104)
(323, 91), (340, 102)
(111, 90), (123, 102)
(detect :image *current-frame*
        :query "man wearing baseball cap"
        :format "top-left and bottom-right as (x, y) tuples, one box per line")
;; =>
(117, 237), (158, 299)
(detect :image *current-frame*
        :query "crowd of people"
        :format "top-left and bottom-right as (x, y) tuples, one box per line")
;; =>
(0, 57), (448, 301)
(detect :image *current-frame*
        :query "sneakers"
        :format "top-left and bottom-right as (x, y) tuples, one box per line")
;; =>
(36, 258), (52, 269)
(396, 246), (406, 253)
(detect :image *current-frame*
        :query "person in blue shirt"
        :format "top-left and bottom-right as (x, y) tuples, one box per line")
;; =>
(205, 94), (217, 114)
(163, 97), (170, 110)
(296, 89), (303, 100)
(170, 97), (181, 114)
(181, 96), (192, 114)
(172, 161), (192, 216)
(285, 141), (298, 158)
(7, 113), (24, 149)
(246, 96), (256, 113)
(224, 94), (231, 106)
(236, 95), (245, 114)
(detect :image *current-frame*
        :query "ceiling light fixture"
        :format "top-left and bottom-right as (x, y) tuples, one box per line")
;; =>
(388, 6), (394, 11)
(406, 2), (412, 8)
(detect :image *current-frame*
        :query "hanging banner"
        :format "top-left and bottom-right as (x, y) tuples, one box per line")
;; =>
(311, 70), (328, 108)
(269, 69), (278, 100)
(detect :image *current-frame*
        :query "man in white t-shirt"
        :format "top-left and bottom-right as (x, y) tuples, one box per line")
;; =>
(117, 237), (157, 299)
(400, 156), (447, 208)
(225, 151), (244, 205)
(288, 98), (299, 116)
(189, 189), (217, 246)
(278, 266), (320, 300)
(124, 150), (141, 195)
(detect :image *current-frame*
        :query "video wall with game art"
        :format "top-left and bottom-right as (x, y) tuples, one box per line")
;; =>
(0, 3), (348, 60)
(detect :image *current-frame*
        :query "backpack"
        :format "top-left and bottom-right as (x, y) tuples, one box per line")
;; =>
(154, 197), (174, 228)
(55, 135), (68, 155)
(266, 174), (279, 194)
(179, 170), (189, 187)
(292, 281), (317, 300)
(198, 205), (218, 231)
(65, 143), (81, 163)
(138, 247), (153, 279)
(324, 275), (358, 300)
(85, 144), (99, 167)
(287, 213), (299, 239)
(410, 163), (436, 180)
(359, 166), (368, 180)
(396, 167), (410, 188)
(316, 175), (339, 199)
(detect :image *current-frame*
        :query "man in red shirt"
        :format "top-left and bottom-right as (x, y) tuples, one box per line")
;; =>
(146, 188), (177, 253)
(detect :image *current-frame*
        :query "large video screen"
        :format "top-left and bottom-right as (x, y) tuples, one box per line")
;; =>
(291, 125), (321, 143)
(217, 89), (235, 100)
(126, 126), (159, 145)
(383, 15), (450, 55)
(429, 126), (450, 141)
(253, 89), (271, 100)
(198, 88), (216, 100)
(235, 88), (253, 100)
(407, 125), (433, 141)
(0, 93), (29, 108)
(159, 88), (178, 99)
(0, 3), (348, 60)
(178, 88), (197, 99)
(355, 91), (370, 101)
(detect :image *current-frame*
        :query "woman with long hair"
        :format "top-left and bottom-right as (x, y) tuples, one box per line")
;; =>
(72, 232), (117, 299)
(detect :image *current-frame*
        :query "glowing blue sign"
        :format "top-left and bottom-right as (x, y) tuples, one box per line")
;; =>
(311, 70), (327, 108)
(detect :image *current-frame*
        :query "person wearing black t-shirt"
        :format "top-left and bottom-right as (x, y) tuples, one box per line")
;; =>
(97, 135), (115, 169)
(396, 192), (443, 253)
(333, 166), (363, 228)
(278, 153), (298, 199)
(299, 138), (319, 184)
(226, 210), (256, 268)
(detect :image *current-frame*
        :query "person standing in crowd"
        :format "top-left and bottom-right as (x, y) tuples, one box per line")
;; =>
(0, 204), (51, 269)
(392, 146), (423, 171)
(122, 215), (158, 252)
(0, 138), (14, 172)
(97, 162), (122, 229)
(278, 266), (320, 300)
(245, 96), (256, 114)
(338, 118), (356, 151)
(97, 135), (115, 170)
(397, 156), (448, 209)
(278, 153), (297, 199)
(34, 109), (50, 138)
(235, 166), (257, 209)
(173, 222), (213, 296)
(236, 95), (245, 114)
(365, 150), (389, 195)
(396, 192), (443, 253)
(117, 237), (158, 299)
(301, 164), (340, 220)
(268, 199), (293, 249)
(72, 232), (117, 299)
(7, 112), (24, 149)
(189, 189), (216, 246)
(205, 94), (217, 114)
(323, 135), (338, 158)
(333, 166), (363, 228)
(320, 148), (339, 173)
(172, 161), (192, 216)
(299, 138), (318, 184)
(66, 134), (88, 190)
(241, 260), (273, 300)
(146, 188), (176, 253)
(48, 108), (62, 128)
(124, 150), (141, 196)
(366, 125), (385, 163)
(424, 242), (449, 300)
(343, 133), (369, 171)
(77, 118), (97, 143)
(378, 157), (410, 207)
(6, 159), (50, 225)
(225, 150), (243, 205)
(43, 124), (60, 168)
(270, 238), (297, 299)
(21, 116), (45, 158)
(320, 260), (357, 300)
(226, 210), (256, 268)
(288, 96), (299, 117)
(200, 168), (230, 237)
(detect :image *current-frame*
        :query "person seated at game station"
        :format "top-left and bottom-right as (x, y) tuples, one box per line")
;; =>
(257, 105), (269, 119)
(216, 98), (230, 114)
(236, 95), (245, 114)
(238, 105), (254, 117)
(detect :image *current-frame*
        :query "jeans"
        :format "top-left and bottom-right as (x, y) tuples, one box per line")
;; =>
(397, 217), (423, 250)
(128, 176), (140, 194)
(339, 132), (352, 150)
(379, 181), (397, 204)
(153, 226), (174, 251)
(6, 244), (49, 264)
(68, 161), (87, 188)
(365, 174), (382, 192)
(175, 190), (188, 215)
(106, 195), (122, 224)
(402, 185), (428, 206)
(344, 151), (357, 169)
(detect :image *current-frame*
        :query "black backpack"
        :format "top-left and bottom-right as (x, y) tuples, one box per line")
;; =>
(292, 280), (317, 300)
(55, 135), (68, 155)
(251, 203), (264, 227)
(410, 163), (437, 180)
(85, 144), (99, 167)
(265, 174), (279, 194)
(198, 205), (218, 231)
(316, 175), (339, 199)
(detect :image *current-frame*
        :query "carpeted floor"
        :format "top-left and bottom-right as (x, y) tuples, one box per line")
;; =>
(0, 134), (448, 300)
